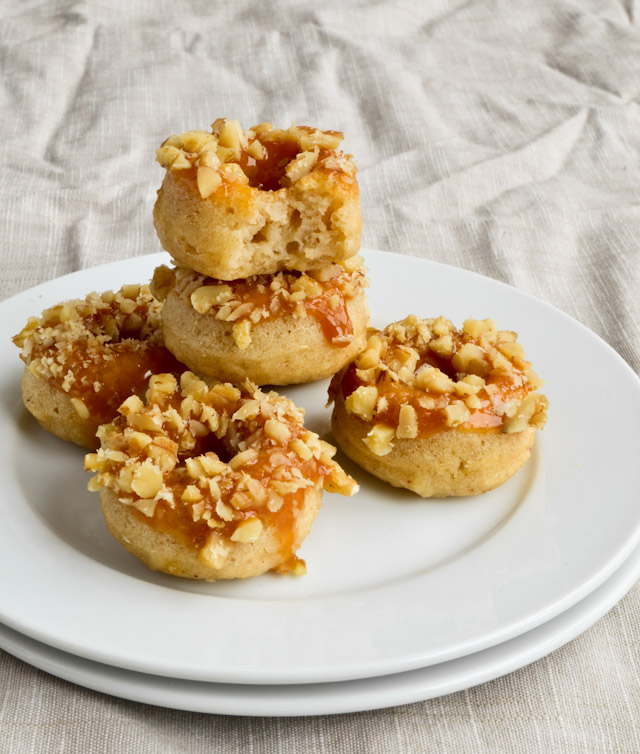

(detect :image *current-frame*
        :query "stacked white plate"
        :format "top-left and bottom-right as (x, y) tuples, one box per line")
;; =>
(1, 250), (639, 716)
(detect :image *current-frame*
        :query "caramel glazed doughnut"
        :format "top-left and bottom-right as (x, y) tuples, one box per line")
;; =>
(85, 372), (358, 580)
(151, 257), (369, 385)
(153, 119), (362, 280)
(330, 316), (549, 498)
(12, 285), (182, 449)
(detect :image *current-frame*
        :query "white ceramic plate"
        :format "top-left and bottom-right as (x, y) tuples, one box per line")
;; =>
(1, 249), (639, 685)
(2, 538), (639, 716)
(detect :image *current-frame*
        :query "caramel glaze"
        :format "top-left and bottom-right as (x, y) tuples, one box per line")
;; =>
(32, 341), (182, 419)
(236, 139), (301, 190)
(305, 291), (354, 346)
(334, 364), (530, 437)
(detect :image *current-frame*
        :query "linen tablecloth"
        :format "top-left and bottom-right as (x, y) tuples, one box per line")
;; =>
(1, 1), (639, 751)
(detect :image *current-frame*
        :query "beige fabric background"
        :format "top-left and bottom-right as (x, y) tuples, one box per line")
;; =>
(1, 0), (639, 751)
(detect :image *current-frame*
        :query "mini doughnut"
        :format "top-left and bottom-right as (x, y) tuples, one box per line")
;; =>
(151, 257), (369, 386)
(85, 372), (358, 580)
(153, 119), (362, 280)
(12, 285), (182, 449)
(329, 315), (548, 498)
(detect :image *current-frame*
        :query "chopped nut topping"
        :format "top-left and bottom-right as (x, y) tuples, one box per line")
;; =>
(131, 464), (163, 498)
(199, 535), (232, 569)
(363, 424), (395, 456)
(85, 373), (358, 572)
(71, 397), (89, 419)
(13, 284), (176, 425)
(190, 284), (233, 314)
(396, 404), (418, 439)
(414, 366), (455, 393)
(165, 261), (367, 349)
(429, 334), (454, 358)
(246, 139), (265, 160)
(345, 385), (378, 422)
(196, 166), (222, 198)
(264, 418), (291, 443)
(335, 315), (548, 442)
(285, 147), (319, 183)
(157, 119), (356, 196)
(503, 393), (549, 434)
(444, 401), (471, 428)
(231, 517), (263, 543)
(232, 319), (252, 350)
(451, 343), (490, 377)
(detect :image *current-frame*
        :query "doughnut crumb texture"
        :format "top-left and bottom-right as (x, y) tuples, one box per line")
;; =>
(12, 285), (181, 448)
(330, 315), (548, 497)
(151, 258), (369, 384)
(85, 372), (358, 580)
(153, 119), (362, 280)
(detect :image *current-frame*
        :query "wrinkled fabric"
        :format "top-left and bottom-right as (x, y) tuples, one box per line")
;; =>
(1, 0), (639, 752)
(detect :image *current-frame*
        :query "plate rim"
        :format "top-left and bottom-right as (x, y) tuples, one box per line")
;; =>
(1, 532), (639, 716)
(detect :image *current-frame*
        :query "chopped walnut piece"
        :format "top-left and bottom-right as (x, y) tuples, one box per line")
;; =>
(231, 517), (263, 543)
(444, 401), (471, 428)
(451, 343), (490, 377)
(323, 466), (359, 496)
(216, 119), (247, 157)
(182, 485), (203, 503)
(291, 438), (313, 460)
(190, 284), (233, 314)
(199, 535), (232, 569)
(219, 163), (249, 185)
(289, 559), (307, 577)
(264, 418), (291, 443)
(396, 404), (418, 439)
(215, 499), (235, 521)
(232, 400), (261, 421)
(246, 139), (265, 160)
(503, 393), (548, 434)
(363, 424), (395, 456)
(156, 145), (185, 168)
(228, 448), (258, 469)
(232, 319), (252, 350)
(463, 318), (497, 340)
(119, 395), (145, 416)
(497, 341), (525, 363)
(432, 317), (453, 337)
(429, 334), (454, 358)
(71, 397), (89, 419)
(356, 334), (384, 370)
(181, 372), (209, 399)
(285, 148), (319, 183)
(345, 385), (378, 422)
(286, 125), (343, 150)
(464, 393), (483, 410)
(131, 498), (158, 517)
(147, 373), (178, 403)
(251, 122), (274, 135)
(131, 464), (163, 499)
(414, 366), (454, 393)
(196, 166), (222, 198)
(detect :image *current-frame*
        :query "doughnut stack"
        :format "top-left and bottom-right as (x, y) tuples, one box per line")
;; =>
(150, 118), (369, 385)
(12, 117), (550, 583)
